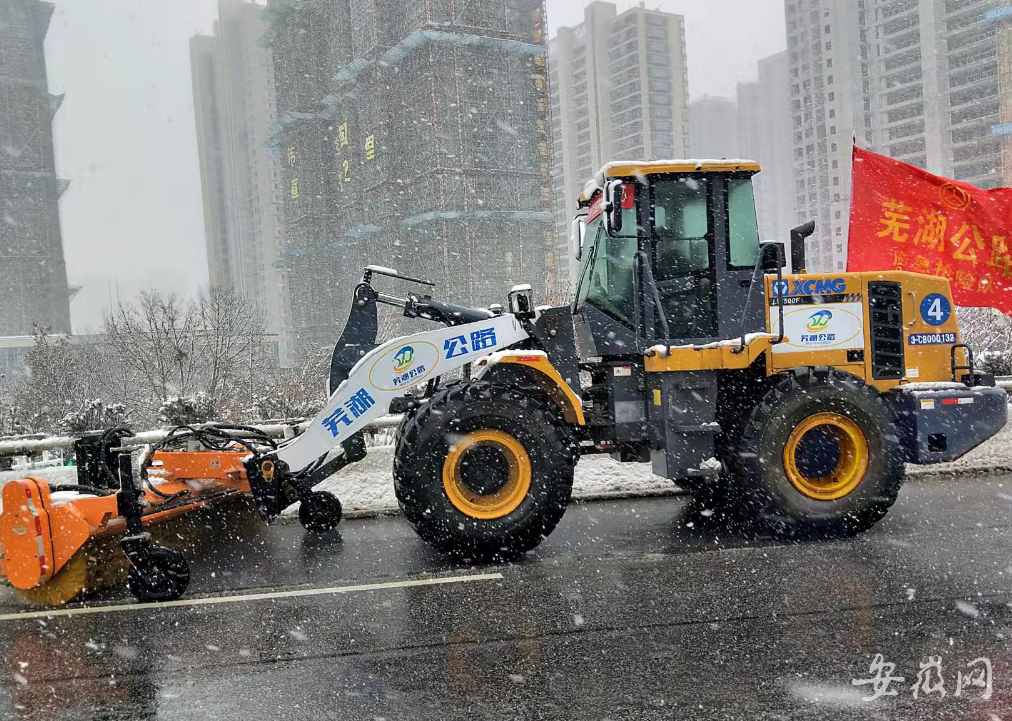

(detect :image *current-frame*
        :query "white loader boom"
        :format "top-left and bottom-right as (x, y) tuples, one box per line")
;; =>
(274, 312), (531, 473)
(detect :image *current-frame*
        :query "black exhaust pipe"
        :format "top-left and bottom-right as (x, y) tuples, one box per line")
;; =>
(790, 220), (816, 274)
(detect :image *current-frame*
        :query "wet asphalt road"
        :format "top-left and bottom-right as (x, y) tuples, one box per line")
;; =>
(1, 472), (1012, 720)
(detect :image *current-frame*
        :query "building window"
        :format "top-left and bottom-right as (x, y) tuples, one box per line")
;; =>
(827, 75), (834, 85)
(828, 92), (835, 101)
(829, 109), (835, 118)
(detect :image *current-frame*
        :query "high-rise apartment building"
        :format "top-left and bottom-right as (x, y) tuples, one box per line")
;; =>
(263, 0), (557, 353)
(0, 0), (72, 335)
(787, 0), (1009, 272)
(786, 0), (870, 272)
(550, 1), (689, 283)
(737, 51), (796, 246)
(867, 0), (1001, 190)
(688, 95), (739, 158)
(191, 0), (290, 362)
(990, 5), (1012, 185)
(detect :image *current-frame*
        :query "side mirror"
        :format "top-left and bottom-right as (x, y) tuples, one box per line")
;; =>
(508, 284), (536, 320)
(605, 179), (624, 235)
(570, 218), (586, 261)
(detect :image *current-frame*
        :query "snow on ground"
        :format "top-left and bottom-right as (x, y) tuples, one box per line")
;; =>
(905, 419), (1012, 478)
(3, 420), (1012, 519)
(309, 421), (1012, 517)
(283, 447), (676, 519)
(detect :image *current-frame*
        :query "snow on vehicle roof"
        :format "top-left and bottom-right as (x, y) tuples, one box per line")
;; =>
(582, 158), (761, 198)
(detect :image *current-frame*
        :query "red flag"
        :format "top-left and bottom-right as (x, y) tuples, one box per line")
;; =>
(847, 145), (1012, 315)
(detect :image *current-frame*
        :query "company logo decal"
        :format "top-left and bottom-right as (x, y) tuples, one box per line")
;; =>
(392, 345), (415, 373)
(369, 340), (440, 392)
(806, 310), (833, 333)
(772, 302), (864, 352)
(771, 278), (848, 297)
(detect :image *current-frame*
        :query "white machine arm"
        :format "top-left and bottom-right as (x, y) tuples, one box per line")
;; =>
(274, 312), (531, 473)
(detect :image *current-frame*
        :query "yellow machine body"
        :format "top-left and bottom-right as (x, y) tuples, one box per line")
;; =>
(643, 270), (962, 389)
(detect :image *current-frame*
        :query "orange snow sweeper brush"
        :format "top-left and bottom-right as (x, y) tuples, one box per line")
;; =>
(0, 425), (354, 606)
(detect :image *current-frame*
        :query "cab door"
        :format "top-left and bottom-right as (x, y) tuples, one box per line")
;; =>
(573, 186), (641, 358)
(647, 173), (763, 344)
(648, 174), (718, 342)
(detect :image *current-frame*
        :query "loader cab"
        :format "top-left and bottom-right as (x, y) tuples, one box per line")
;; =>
(572, 161), (766, 358)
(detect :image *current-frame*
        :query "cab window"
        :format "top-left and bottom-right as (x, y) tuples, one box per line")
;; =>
(651, 176), (710, 276)
(728, 178), (761, 268)
(575, 215), (603, 307)
(650, 176), (717, 339)
(576, 211), (637, 327)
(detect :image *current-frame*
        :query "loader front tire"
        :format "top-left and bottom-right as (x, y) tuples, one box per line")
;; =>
(394, 381), (576, 560)
(732, 367), (904, 538)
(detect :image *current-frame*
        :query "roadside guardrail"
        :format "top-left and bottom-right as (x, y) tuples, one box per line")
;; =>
(0, 416), (406, 463)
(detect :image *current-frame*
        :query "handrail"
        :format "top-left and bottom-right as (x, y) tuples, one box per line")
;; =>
(732, 243), (785, 355)
(634, 250), (671, 350)
(0, 416), (405, 459)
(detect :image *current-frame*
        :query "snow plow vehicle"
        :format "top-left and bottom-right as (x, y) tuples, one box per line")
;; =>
(1, 159), (1007, 606)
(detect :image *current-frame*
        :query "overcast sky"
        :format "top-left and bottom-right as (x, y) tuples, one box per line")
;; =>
(45, 0), (785, 332)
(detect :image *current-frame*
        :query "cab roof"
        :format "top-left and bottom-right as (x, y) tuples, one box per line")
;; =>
(581, 158), (761, 200)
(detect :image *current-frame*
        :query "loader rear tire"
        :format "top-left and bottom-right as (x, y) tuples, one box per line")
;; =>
(394, 381), (576, 560)
(731, 367), (904, 538)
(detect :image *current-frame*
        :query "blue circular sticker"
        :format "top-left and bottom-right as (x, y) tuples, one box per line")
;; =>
(920, 293), (951, 327)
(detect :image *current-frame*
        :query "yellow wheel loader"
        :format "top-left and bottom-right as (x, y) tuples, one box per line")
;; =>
(1, 159), (1006, 605)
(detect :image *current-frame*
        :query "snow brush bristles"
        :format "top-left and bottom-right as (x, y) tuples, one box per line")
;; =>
(13, 539), (128, 607)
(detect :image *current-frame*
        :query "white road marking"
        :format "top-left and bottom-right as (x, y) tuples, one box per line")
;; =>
(0, 572), (504, 622)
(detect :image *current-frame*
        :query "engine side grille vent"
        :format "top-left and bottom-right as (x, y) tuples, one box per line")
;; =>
(868, 281), (904, 380)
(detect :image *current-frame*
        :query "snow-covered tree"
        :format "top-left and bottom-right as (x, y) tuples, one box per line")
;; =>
(957, 307), (1012, 376)
(103, 288), (275, 422)
(7, 326), (111, 433)
(158, 393), (218, 427)
(247, 346), (330, 422)
(57, 399), (131, 435)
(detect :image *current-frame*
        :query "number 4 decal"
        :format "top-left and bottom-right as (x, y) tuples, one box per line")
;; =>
(919, 293), (951, 327)
(928, 298), (942, 321)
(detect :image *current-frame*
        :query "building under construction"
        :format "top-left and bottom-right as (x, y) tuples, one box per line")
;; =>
(261, 0), (557, 353)
(0, 0), (71, 336)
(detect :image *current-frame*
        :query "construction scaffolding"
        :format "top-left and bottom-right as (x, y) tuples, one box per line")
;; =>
(0, 0), (71, 336)
(262, 0), (557, 353)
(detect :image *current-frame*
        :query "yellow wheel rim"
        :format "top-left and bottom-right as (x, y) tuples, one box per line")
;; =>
(783, 412), (869, 501)
(442, 430), (532, 520)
